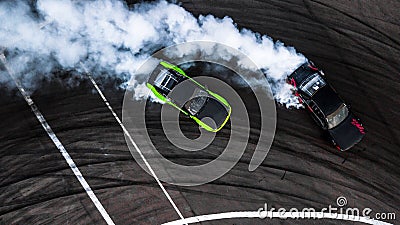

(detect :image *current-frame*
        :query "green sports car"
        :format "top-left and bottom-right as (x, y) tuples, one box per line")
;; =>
(146, 61), (231, 132)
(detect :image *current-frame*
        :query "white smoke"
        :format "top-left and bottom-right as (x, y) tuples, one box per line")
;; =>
(0, 0), (305, 108)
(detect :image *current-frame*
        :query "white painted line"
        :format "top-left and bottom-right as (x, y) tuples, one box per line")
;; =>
(162, 211), (393, 225)
(79, 62), (186, 222)
(0, 54), (115, 225)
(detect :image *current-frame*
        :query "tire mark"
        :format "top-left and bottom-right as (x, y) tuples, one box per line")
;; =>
(309, 0), (400, 48)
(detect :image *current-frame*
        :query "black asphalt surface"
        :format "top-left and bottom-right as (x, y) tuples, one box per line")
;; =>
(1, 0), (399, 224)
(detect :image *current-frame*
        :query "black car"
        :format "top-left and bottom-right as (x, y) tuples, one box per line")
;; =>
(287, 61), (365, 151)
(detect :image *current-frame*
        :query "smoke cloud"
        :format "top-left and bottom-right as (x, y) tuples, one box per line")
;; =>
(0, 0), (306, 108)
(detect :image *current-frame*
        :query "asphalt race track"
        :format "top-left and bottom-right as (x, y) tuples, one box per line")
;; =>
(0, 0), (399, 224)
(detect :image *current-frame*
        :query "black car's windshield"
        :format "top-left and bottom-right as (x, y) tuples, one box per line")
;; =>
(299, 73), (326, 96)
(326, 103), (349, 129)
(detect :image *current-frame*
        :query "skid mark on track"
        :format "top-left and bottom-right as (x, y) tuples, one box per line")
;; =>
(0, 54), (115, 225)
(309, 0), (400, 48)
(80, 62), (187, 222)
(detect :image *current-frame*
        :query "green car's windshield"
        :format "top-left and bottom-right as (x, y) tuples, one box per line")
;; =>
(184, 88), (208, 115)
(326, 103), (349, 129)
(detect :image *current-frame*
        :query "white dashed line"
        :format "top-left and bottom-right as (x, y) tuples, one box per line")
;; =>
(0, 54), (115, 225)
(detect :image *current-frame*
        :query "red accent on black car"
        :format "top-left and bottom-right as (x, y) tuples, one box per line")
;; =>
(351, 118), (365, 134)
(289, 78), (303, 103)
(308, 64), (318, 71)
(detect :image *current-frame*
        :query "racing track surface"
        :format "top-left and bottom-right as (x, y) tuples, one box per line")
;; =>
(1, 0), (399, 224)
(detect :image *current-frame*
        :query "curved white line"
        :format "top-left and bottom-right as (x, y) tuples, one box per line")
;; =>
(162, 211), (393, 225)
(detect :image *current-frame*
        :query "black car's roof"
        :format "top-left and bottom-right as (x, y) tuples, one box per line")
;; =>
(312, 85), (343, 116)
